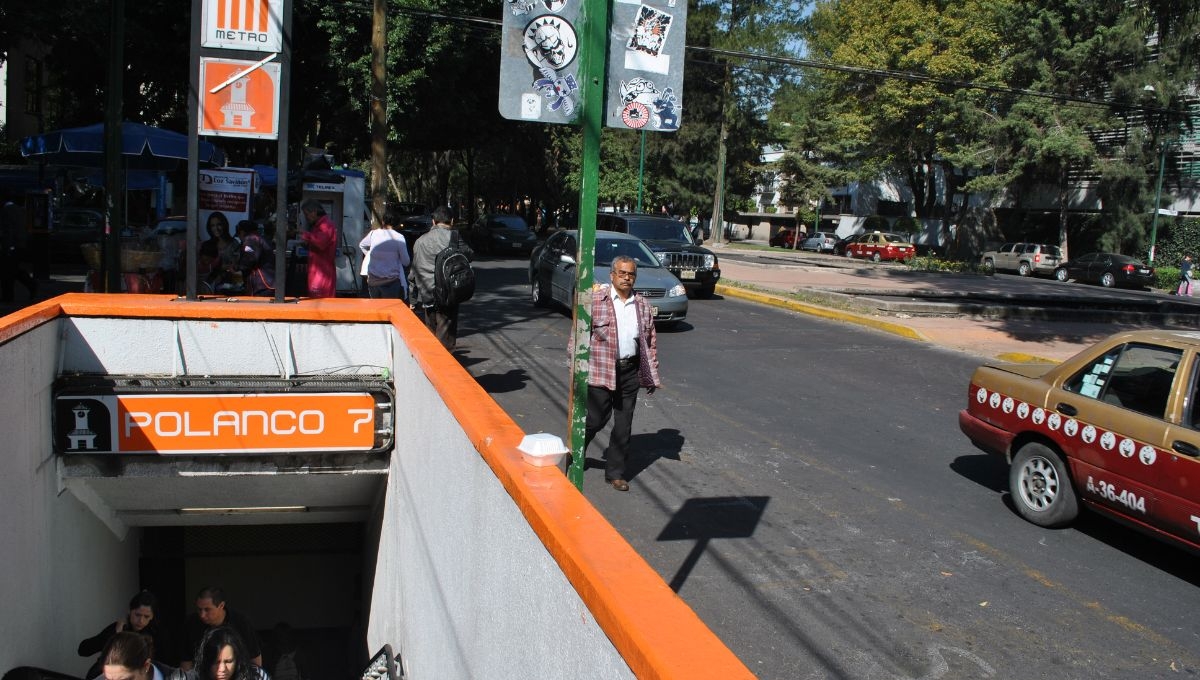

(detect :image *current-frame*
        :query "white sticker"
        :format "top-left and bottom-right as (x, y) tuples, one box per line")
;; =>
(1082, 424), (1097, 444)
(1100, 431), (1116, 451)
(1119, 438), (1136, 458)
(1017, 402), (1030, 420)
(1138, 445), (1157, 466)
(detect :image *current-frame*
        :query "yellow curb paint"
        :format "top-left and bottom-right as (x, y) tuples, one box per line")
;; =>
(716, 282), (927, 341)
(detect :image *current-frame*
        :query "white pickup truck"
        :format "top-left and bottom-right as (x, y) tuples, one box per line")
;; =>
(981, 242), (1063, 276)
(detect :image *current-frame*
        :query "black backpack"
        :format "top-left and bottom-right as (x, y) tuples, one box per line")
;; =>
(433, 231), (475, 307)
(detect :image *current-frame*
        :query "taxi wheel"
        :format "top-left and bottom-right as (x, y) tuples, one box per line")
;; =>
(845, 249), (855, 259)
(872, 252), (882, 263)
(1010, 442), (1078, 528)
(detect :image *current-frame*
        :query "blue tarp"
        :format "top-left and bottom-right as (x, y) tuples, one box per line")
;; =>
(20, 121), (225, 170)
(252, 164), (364, 189)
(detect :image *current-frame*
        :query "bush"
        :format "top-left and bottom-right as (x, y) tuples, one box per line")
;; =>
(904, 256), (980, 273)
(1153, 218), (1200, 266)
(1156, 266), (1181, 291)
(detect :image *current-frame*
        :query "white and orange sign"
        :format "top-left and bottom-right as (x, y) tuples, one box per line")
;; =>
(199, 57), (281, 139)
(56, 393), (381, 454)
(202, 0), (284, 53)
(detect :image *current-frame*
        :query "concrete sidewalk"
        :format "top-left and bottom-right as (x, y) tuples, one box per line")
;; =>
(713, 247), (1196, 364)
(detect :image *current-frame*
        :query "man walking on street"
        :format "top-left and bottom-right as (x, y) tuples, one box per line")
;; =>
(584, 255), (662, 491)
(409, 206), (472, 351)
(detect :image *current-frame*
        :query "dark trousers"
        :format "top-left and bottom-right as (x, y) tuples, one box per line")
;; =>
(0, 248), (36, 302)
(422, 304), (459, 351)
(586, 362), (641, 481)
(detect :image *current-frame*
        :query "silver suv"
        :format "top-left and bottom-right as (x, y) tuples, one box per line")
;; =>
(981, 242), (1063, 276)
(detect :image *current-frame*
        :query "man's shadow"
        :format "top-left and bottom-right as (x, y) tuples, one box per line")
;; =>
(586, 428), (684, 479)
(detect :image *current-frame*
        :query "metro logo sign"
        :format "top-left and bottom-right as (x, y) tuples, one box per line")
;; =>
(55, 392), (386, 455)
(203, 0), (284, 53)
(199, 57), (281, 139)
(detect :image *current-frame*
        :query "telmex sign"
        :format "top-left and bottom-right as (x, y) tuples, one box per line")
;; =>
(55, 392), (385, 455)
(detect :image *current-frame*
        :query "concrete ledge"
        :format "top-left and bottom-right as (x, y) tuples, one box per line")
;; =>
(715, 281), (928, 342)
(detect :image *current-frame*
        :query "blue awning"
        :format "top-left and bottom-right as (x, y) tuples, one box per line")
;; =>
(20, 121), (225, 170)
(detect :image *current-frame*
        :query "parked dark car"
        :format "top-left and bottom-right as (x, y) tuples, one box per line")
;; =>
(833, 232), (866, 257)
(597, 212), (720, 298)
(1054, 252), (1155, 289)
(529, 230), (688, 326)
(391, 202), (432, 256)
(470, 213), (539, 256)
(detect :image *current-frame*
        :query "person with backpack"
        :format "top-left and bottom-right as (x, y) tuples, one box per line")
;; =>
(409, 206), (473, 351)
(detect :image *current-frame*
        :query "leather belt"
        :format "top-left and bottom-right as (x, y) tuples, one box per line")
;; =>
(617, 355), (639, 370)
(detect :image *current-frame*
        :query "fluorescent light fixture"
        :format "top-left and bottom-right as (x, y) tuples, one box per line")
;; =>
(179, 506), (307, 515)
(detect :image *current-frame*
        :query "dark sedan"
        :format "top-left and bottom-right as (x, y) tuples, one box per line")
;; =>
(1053, 252), (1155, 289)
(470, 214), (540, 256)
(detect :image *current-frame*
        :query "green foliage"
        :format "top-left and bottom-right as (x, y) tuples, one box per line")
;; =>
(893, 216), (918, 233)
(1153, 219), (1200, 265)
(862, 215), (889, 231)
(904, 256), (980, 273)
(1155, 266), (1181, 292)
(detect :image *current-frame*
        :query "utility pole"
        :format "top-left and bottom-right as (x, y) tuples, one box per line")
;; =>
(370, 0), (387, 229)
(709, 61), (731, 245)
(103, 0), (126, 293)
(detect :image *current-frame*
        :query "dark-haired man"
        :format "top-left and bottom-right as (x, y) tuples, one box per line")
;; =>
(180, 586), (262, 671)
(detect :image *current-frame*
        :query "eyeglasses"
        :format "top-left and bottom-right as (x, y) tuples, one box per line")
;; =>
(612, 269), (637, 279)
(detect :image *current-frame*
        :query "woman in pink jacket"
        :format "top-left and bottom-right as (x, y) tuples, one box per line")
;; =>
(299, 199), (337, 298)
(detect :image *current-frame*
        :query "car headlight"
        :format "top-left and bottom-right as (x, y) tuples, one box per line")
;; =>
(704, 254), (716, 268)
(495, 234), (508, 241)
(668, 284), (686, 298)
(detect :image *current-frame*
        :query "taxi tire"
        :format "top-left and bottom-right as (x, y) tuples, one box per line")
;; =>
(872, 252), (882, 263)
(1010, 442), (1078, 528)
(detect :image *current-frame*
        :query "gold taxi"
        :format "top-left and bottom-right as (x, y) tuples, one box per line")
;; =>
(959, 330), (1200, 553)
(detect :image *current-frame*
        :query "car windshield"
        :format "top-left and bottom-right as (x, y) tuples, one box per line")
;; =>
(881, 233), (907, 243)
(489, 215), (529, 230)
(595, 237), (662, 268)
(626, 219), (693, 243)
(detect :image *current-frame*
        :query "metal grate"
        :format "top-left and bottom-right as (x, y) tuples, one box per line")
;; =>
(659, 252), (708, 269)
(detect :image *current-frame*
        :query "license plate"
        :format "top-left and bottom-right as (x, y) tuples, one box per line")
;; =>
(680, 270), (696, 280)
(1138, 268), (1150, 274)
(652, 306), (660, 316)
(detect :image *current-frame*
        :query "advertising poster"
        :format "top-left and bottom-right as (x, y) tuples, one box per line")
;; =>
(199, 168), (258, 237)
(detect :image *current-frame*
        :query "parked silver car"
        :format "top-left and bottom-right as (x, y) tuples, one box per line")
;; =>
(529, 230), (688, 326)
(800, 231), (837, 253)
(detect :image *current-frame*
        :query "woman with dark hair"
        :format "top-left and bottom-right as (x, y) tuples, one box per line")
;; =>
(90, 630), (179, 680)
(191, 627), (270, 680)
(80, 591), (177, 678)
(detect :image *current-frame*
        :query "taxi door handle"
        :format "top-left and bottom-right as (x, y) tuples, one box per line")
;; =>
(1056, 403), (1078, 417)
(1171, 441), (1200, 457)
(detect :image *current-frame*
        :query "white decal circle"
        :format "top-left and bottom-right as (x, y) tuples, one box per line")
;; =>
(1100, 431), (1116, 451)
(1081, 424), (1097, 443)
(975, 387), (988, 404)
(989, 392), (1002, 409)
(1047, 413), (1062, 431)
(1139, 445), (1157, 466)
(1064, 419), (1078, 437)
(1119, 438), (1136, 458)
(1032, 408), (1046, 425)
(1002, 397), (1015, 413)
(1016, 402), (1030, 420)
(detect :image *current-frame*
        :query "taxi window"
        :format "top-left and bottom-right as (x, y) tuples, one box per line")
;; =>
(1064, 343), (1181, 418)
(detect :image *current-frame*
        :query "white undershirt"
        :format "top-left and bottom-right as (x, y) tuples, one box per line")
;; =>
(609, 286), (640, 359)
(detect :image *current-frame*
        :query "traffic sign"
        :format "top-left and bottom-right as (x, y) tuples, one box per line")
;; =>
(202, 0), (284, 53)
(605, 0), (686, 132)
(199, 57), (281, 139)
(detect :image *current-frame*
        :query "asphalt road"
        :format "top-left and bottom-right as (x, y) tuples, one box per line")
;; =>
(456, 256), (1200, 680)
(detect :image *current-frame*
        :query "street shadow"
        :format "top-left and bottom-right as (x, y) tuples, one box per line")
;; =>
(624, 428), (684, 480)
(656, 496), (770, 592)
(472, 368), (530, 394)
(949, 453), (1009, 493)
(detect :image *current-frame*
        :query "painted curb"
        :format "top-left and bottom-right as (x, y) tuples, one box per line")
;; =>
(716, 282), (1061, 365)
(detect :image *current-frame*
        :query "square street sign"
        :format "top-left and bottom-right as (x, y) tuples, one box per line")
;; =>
(605, 0), (686, 132)
(202, 0), (285, 53)
(498, 0), (585, 124)
(199, 57), (282, 139)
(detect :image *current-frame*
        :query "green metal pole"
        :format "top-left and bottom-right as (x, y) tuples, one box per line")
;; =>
(1148, 140), (1167, 265)
(565, 0), (609, 490)
(637, 130), (645, 212)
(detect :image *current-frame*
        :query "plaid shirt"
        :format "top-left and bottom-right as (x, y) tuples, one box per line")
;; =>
(586, 285), (661, 390)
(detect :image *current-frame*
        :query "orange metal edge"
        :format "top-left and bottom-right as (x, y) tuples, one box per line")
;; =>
(3, 294), (754, 678)
(400, 312), (754, 678)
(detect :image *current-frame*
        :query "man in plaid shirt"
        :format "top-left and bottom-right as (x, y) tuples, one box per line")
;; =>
(584, 255), (662, 491)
